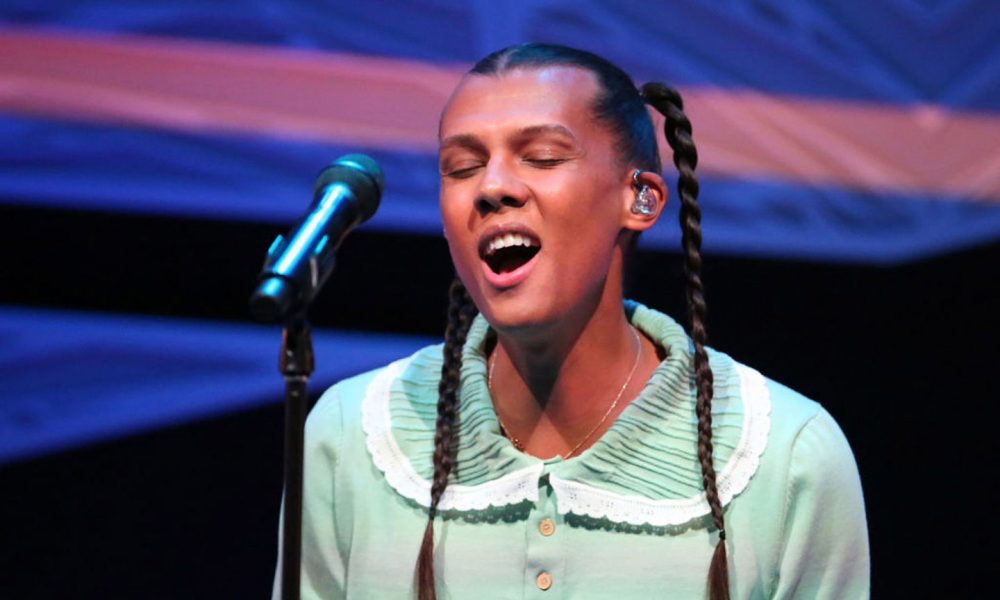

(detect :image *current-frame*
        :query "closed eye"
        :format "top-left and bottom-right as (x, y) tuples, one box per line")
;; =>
(443, 164), (483, 179)
(525, 158), (566, 168)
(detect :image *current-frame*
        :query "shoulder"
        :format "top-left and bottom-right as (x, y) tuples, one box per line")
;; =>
(715, 353), (861, 501)
(722, 359), (869, 581)
(745, 375), (870, 596)
(733, 362), (864, 532)
(760, 376), (825, 443)
(758, 374), (857, 472)
(305, 342), (445, 448)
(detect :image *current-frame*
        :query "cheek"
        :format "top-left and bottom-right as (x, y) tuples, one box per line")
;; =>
(439, 180), (475, 228)
(444, 233), (474, 275)
(545, 208), (624, 287)
(548, 187), (624, 248)
(439, 189), (464, 247)
(444, 236), (488, 314)
(440, 205), (478, 279)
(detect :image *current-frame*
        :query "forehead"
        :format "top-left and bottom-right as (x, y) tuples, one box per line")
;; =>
(439, 66), (603, 139)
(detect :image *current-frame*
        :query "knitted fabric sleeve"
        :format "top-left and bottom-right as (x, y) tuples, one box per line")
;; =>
(771, 408), (870, 599)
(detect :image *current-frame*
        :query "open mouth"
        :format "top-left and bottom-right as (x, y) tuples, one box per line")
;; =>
(481, 232), (541, 274)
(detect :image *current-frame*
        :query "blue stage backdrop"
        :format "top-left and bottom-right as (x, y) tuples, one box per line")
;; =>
(1, 0), (998, 263)
(1, 1), (998, 461)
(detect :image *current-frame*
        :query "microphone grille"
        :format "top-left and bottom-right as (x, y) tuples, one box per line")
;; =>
(335, 153), (384, 195)
(314, 153), (384, 222)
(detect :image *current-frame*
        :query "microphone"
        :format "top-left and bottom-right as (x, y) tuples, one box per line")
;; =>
(249, 154), (384, 323)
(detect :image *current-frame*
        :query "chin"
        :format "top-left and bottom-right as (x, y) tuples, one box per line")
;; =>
(476, 295), (561, 338)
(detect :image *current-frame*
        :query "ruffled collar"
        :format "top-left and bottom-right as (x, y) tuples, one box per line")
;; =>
(362, 301), (770, 527)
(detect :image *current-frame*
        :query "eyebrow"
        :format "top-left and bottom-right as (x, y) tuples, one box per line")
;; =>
(438, 133), (486, 154)
(439, 123), (580, 152)
(515, 124), (578, 143)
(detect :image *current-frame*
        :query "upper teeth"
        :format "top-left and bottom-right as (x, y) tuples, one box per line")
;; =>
(486, 233), (538, 255)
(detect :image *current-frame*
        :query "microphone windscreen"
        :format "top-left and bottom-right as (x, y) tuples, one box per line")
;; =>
(313, 154), (384, 222)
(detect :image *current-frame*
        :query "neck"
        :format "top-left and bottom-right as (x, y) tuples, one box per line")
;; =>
(495, 297), (631, 410)
(488, 265), (657, 458)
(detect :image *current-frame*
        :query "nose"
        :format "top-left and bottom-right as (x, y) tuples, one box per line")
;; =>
(476, 157), (529, 213)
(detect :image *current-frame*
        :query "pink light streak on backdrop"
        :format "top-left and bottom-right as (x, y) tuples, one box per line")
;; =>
(1, 27), (998, 201)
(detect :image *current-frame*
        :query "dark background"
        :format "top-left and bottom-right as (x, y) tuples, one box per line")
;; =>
(1, 204), (996, 598)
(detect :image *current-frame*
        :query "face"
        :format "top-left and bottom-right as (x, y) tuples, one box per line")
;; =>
(439, 66), (643, 335)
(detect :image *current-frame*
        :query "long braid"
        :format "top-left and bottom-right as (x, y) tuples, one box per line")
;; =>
(415, 277), (477, 600)
(642, 82), (730, 600)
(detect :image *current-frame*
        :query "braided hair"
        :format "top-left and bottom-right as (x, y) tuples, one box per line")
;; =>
(419, 43), (729, 600)
(643, 82), (729, 599)
(415, 278), (477, 599)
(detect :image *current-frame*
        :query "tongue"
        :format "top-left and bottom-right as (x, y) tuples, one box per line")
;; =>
(489, 246), (538, 274)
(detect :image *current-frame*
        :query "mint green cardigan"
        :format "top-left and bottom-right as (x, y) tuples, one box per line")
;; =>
(274, 302), (869, 599)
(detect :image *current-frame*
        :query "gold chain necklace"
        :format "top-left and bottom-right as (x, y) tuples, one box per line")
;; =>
(487, 327), (643, 459)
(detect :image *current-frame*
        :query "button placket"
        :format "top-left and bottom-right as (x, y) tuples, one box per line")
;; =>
(524, 470), (564, 596)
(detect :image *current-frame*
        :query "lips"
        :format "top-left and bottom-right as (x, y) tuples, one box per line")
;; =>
(478, 224), (542, 288)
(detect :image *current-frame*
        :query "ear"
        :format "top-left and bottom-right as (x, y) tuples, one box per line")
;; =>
(620, 169), (667, 232)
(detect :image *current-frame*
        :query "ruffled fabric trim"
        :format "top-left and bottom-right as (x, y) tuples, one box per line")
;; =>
(549, 363), (771, 526)
(361, 354), (543, 511)
(360, 302), (772, 527)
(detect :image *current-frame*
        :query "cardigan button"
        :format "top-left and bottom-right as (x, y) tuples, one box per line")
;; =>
(536, 571), (553, 591)
(538, 518), (555, 536)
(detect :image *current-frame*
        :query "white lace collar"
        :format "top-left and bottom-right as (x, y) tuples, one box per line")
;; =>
(361, 301), (771, 527)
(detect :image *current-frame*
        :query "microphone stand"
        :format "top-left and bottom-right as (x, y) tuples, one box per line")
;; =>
(279, 315), (313, 600)
(251, 154), (383, 599)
